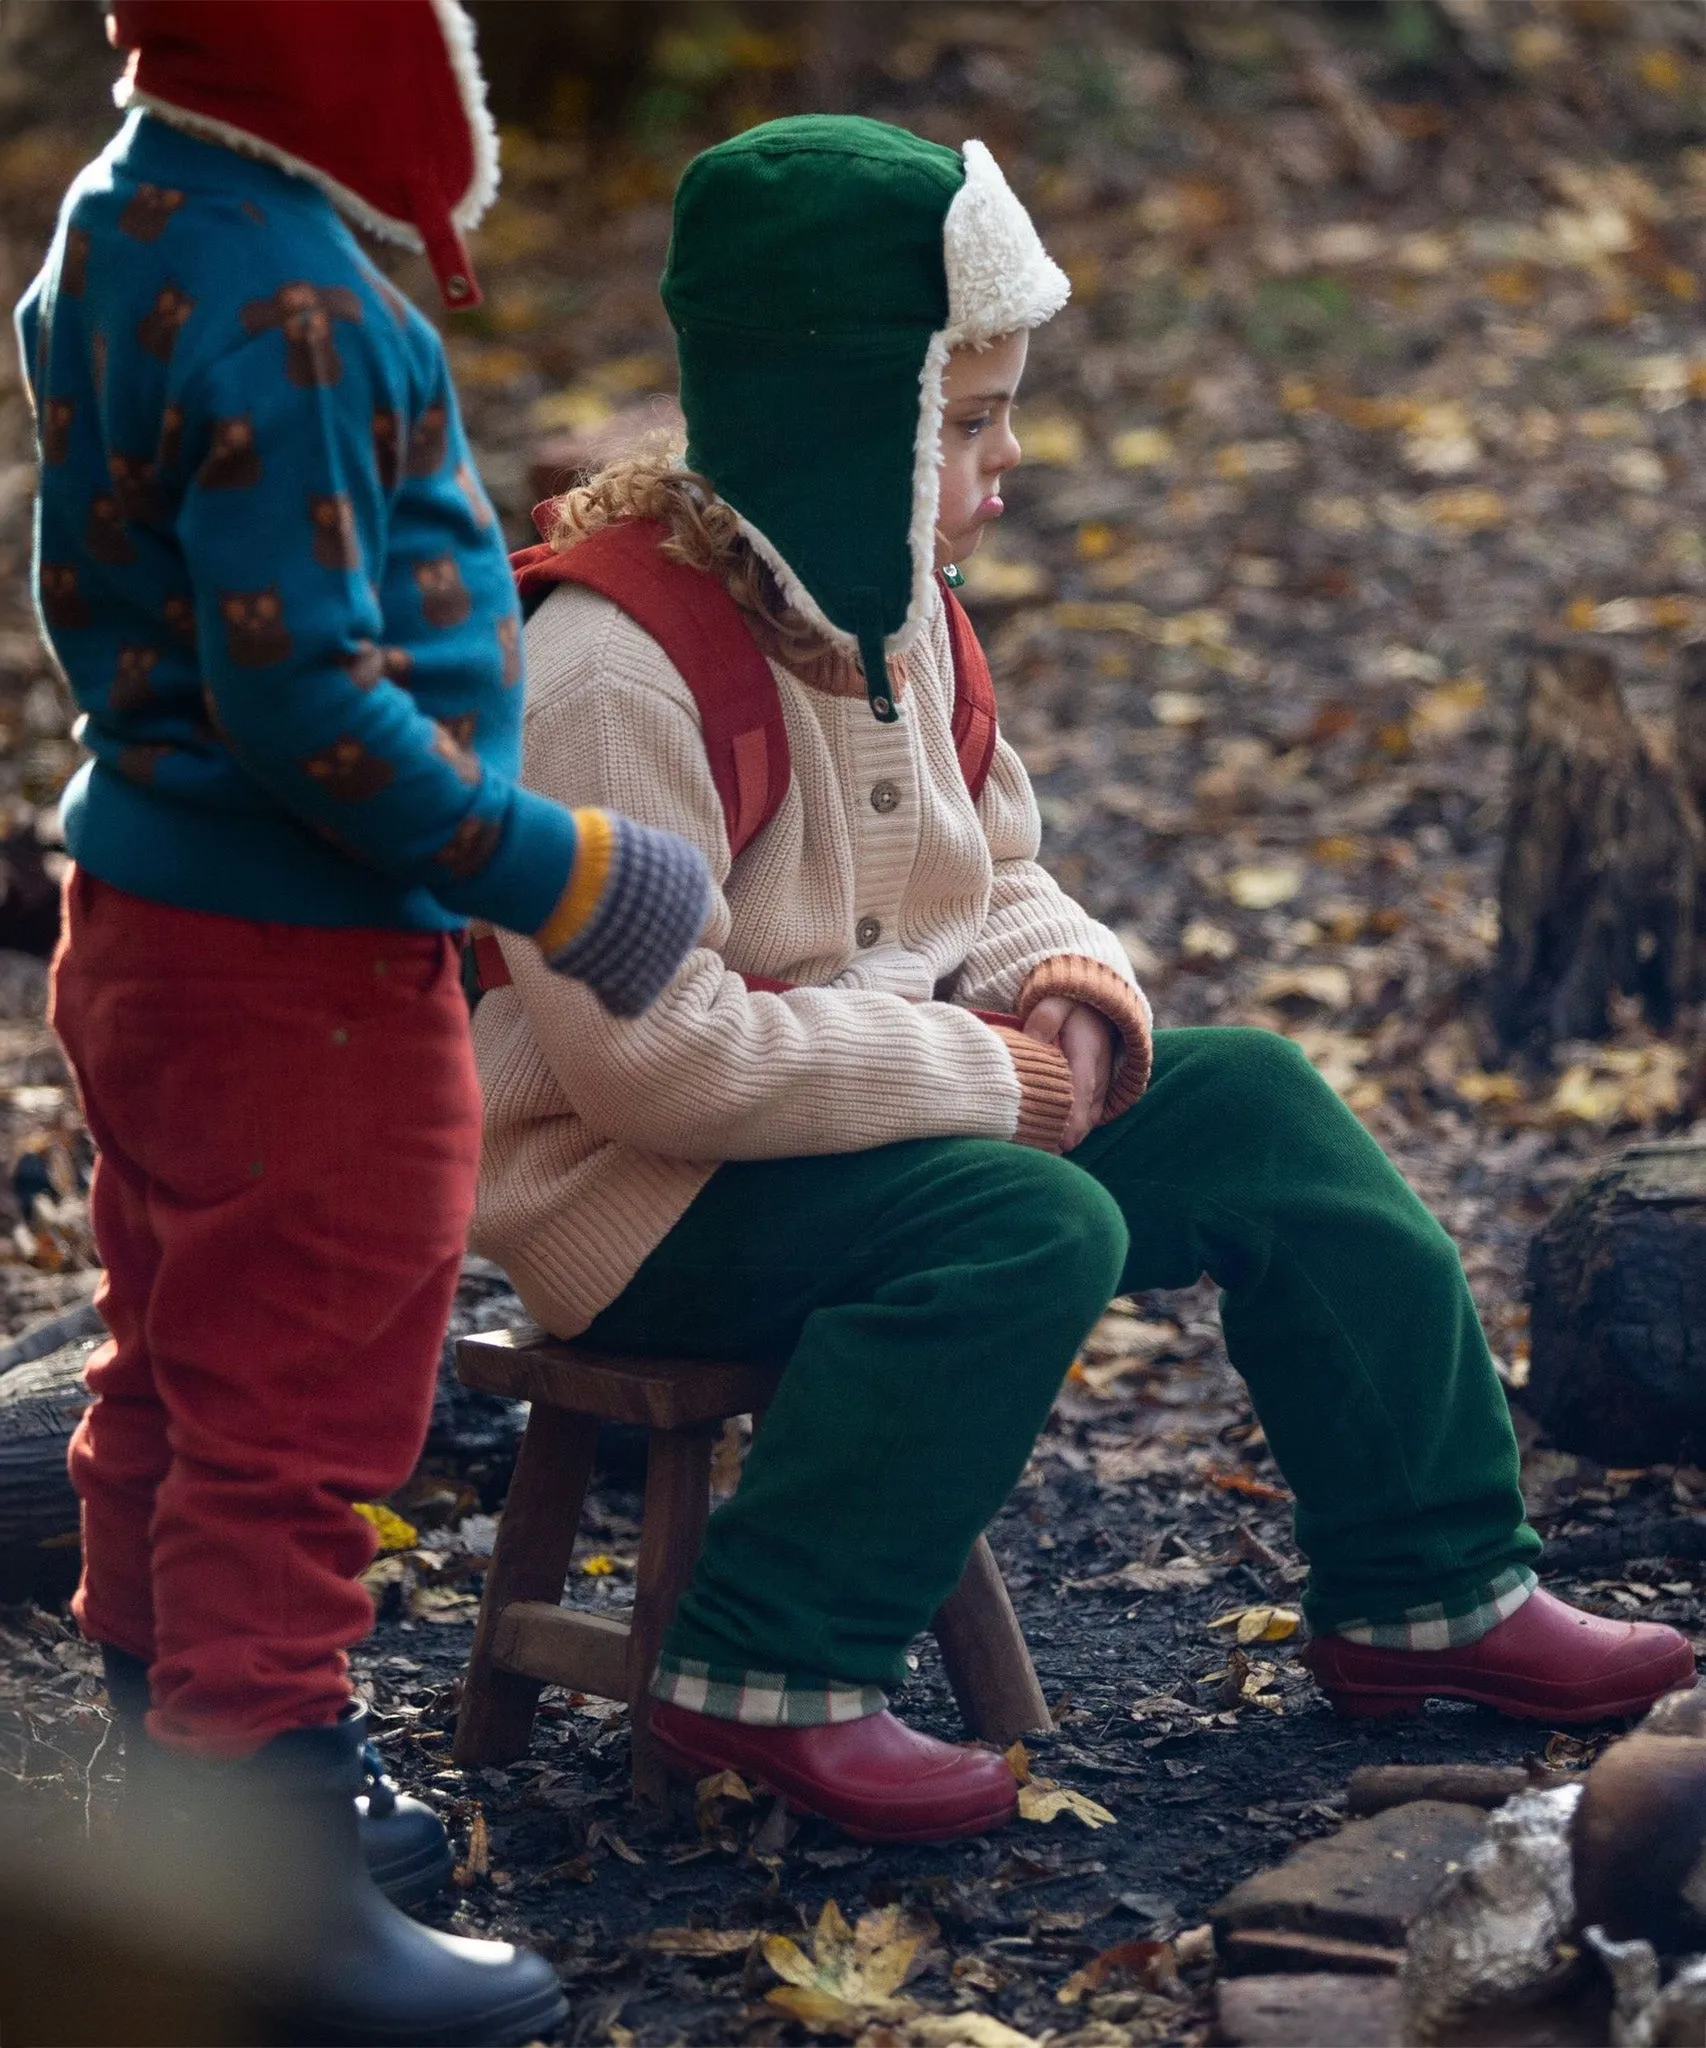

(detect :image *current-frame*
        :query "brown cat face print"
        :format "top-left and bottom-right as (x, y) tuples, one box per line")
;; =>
(303, 734), (395, 801)
(109, 645), (160, 716)
(109, 452), (164, 525)
(41, 398), (73, 466)
(344, 641), (413, 691)
(430, 721), (481, 785)
(118, 184), (185, 243)
(156, 404), (185, 474)
(496, 614), (522, 686)
(40, 564), (90, 631)
(117, 742), (172, 787)
(240, 282), (363, 387)
(414, 556), (471, 629)
(61, 228), (90, 297)
(197, 417), (261, 492)
(162, 593), (197, 644)
(405, 405), (447, 478)
(435, 812), (501, 879)
(219, 587), (293, 669)
(372, 409), (402, 492)
(85, 494), (134, 567)
(137, 283), (195, 361)
(309, 494), (361, 571)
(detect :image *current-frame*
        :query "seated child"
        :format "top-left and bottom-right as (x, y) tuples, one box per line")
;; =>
(20, 2), (710, 2036)
(473, 115), (1694, 1844)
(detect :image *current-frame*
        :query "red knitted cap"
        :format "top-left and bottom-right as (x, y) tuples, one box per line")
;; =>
(107, 0), (499, 309)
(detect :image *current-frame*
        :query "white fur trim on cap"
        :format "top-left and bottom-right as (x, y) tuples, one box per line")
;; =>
(942, 140), (1070, 347)
(118, 0), (499, 246)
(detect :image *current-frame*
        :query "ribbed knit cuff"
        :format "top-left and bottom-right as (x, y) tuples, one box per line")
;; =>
(989, 1024), (1075, 1152)
(1018, 954), (1154, 1121)
(539, 812), (713, 1019)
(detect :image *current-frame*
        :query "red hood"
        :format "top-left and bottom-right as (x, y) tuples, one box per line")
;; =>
(107, 0), (499, 309)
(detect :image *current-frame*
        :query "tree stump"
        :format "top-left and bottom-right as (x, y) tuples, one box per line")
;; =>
(1527, 1141), (1706, 1464)
(1494, 648), (1704, 1049)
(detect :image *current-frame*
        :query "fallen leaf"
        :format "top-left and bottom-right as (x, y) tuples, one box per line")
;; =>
(580, 1553), (617, 1576)
(639, 1927), (758, 1956)
(1019, 415), (1085, 465)
(1004, 1739), (1033, 1784)
(1018, 1781), (1117, 1829)
(588, 1820), (645, 1866)
(957, 551), (1050, 601)
(352, 1502), (419, 1552)
(906, 2015), (1040, 2048)
(452, 1806), (489, 1887)
(1226, 864), (1302, 909)
(1256, 965), (1352, 1011)
(1207, 1465), (1292, 1503)
(1209, 1605), (1302, 1644)
(1057, 1936), (1178, 2005)
(762, 1900), (929, 2029)
(1181, 918), (1238, 961)
(1109, 425), (1175, 469)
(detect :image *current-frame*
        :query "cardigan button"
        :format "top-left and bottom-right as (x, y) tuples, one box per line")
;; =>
(855, 916), (882, 948)
(870, 779), (899, 814)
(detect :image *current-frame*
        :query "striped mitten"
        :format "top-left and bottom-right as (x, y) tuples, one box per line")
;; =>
(536, 809), (713, 1018)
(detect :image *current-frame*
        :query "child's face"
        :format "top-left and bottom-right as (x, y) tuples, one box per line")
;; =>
(934, 329), (1028, 570)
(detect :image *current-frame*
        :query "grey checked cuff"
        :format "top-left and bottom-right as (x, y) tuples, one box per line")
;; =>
(1333, 1565), (1538, 1651)
(547, 813), (713, 1019)
(651, 1653), (887, 1727)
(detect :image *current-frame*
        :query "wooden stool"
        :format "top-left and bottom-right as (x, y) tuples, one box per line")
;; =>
(452, 1326), (1052, 1803)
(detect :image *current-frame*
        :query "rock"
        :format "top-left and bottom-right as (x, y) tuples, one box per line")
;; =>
(1527, 1141), (1706, 1464)
(1216, 1973), (1402, 2046)
(1572, 1732), (1706, 1947)
(1213, 1800), (1489, 1960)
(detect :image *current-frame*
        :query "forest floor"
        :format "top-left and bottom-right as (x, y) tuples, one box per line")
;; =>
(8, 4), (1706, 2041)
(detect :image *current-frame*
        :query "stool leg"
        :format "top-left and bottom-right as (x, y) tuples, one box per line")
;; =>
(454, 1405), (600, 1766)
(932, 1534), (1053, 1746)
(626, 1424), (716, 1809)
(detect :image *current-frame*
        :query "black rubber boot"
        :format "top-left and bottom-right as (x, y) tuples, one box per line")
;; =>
(102, 1647), (453, 1910)
(134, 1699), (567, 2047)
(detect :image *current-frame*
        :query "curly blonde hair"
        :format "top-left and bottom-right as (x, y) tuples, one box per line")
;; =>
(542, 444), (848, 684)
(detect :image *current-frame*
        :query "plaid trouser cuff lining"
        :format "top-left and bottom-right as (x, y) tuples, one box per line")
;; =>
(1334, 1565), (1538, 1651)
(650, 1655), (887, 1727)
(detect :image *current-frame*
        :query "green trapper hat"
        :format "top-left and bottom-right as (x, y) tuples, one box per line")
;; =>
(662, 116), (1069, 721)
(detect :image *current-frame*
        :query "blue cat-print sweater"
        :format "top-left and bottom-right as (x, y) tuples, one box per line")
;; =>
(16, 111), (580, 934)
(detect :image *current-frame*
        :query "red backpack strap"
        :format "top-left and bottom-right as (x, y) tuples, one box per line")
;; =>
(512, 517), (791, 862)
(940, 577), (999, 804)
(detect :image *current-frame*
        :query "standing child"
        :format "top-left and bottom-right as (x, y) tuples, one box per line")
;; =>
(19, 3), (709, 2038)
(475, 116), (1694, 1843)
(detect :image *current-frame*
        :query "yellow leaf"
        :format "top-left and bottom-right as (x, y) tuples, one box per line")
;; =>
(1004, 1740), (1033, 1784)
(641, 1927), (758, 1955)
(764, 1983), (866, 2031)
(1017, 1781), (1117, 1829)
(1212, 439), (1299, 480)
(1411, 676), (1487, 740)
(1076, 520), (1120, 560)
(1256, 965), (1352, 1011)
(1639, 47), (1685, 95)
(1019, 415), (1085, 466)
(1421, 487), (1505, 530)
(352, 1502), (418, 1552)
(1565, 594), (1599, 631)
(1226, 864), (1302, 910)
(957, 553), (1049, 602)
(532, 386), (615, 433)
(1210, 1605), (1302, 1643)
(1152, 690), (1207, 728)
(1181, 918), (1237, 961)
(580, 1554), (616, 1576)
(762, 1933), (821, 1990)
(696, 1768), (753, 1805)
(1109, 426), (1174, 469)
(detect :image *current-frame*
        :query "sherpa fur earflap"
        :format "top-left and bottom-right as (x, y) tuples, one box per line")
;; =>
(108, 0), (499, 308)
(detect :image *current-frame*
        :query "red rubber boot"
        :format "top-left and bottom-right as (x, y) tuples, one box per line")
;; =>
(648, 1703), (1018, 1843)
(1302, 1587), (1696, 1723)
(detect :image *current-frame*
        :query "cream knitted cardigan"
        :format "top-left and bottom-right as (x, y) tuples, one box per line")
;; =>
(471, 579), (1153, 1337)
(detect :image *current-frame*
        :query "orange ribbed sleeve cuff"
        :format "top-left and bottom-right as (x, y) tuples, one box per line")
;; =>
(1018, 953), (1154, 1121)
(988, 1024), (1075, 1153)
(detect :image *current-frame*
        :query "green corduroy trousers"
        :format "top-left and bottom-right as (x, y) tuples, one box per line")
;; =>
(584, 1026), (1540, 1692)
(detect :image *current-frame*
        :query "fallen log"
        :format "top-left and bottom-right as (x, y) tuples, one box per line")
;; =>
(1527, 1141), (1706, 1464)
(1346, 1764), (1550, 1817)
(0, 1335), (97, 1551)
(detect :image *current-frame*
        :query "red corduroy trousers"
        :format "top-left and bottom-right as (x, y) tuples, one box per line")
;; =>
(51, 870), (481, 1756)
